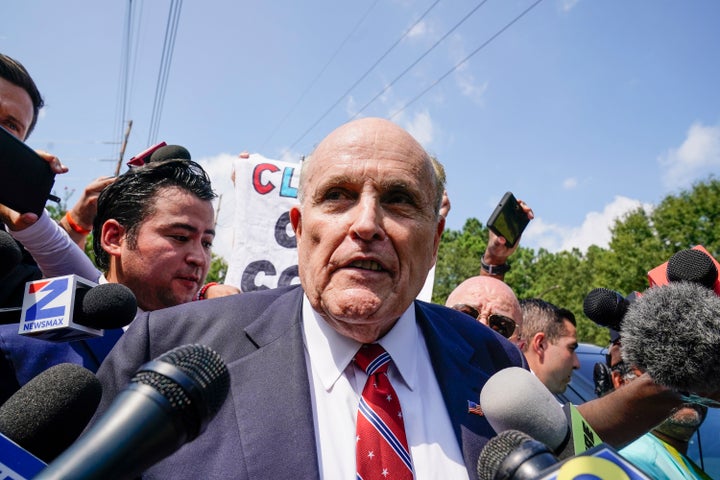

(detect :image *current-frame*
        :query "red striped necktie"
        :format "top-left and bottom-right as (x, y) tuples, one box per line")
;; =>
(354, 344), (414, 480)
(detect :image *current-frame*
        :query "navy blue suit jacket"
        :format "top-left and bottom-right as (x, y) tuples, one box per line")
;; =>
(93, 285), (526, 479)
(0, 323), (123, 404)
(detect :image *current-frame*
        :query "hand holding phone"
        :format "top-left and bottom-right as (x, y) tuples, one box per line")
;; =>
(486, 191), (530, 249)
(0, 126), (56, 217)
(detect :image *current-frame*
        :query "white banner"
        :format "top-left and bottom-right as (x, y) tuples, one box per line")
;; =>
(225, 155), (301, 292)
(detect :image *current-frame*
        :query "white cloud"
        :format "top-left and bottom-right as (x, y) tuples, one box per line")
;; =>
(406, 20), (429, 39)
(401, 109), (434, 146)
(659, 122), (720, 190)
(523, 196), (650, 253)
(455, 71), (488, 105)
(448, 35), (488, 105)
(563, 177), (578, 189)
(196, 153), (237, 263)
(560, 0), (580, 12)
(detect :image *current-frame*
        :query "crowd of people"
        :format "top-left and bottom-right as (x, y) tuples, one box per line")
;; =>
(1, 51), (718, 479)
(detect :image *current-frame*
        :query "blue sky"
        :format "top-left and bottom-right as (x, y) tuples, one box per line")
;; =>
(4, 0), (720, 262)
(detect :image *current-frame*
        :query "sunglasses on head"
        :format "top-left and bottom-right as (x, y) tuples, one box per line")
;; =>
(450, 304), (517, 339)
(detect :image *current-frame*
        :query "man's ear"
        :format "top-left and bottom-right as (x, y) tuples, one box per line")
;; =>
(101, 219), (126, 258)
(290, 206), (302, 236)
(531, 332), (546, 358)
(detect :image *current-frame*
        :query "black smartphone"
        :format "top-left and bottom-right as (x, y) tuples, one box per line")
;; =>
(486, 191), (529, 248)
(0, 125), (56, 216)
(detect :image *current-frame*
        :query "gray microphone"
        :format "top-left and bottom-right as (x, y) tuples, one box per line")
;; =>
(622, 281), (720, 393)
(35, 344), (230, 480)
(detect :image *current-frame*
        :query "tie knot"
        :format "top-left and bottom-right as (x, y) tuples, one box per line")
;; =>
(354, 344), (391, 375)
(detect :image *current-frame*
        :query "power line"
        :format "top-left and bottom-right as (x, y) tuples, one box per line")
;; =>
(113, 0), (135, 165)
(259, 0), (381, 151)
(288, 0), (441, 151)
(147, 0), (183, 145)
(388, 0), (545, 120)
(352, 0), (490, 119)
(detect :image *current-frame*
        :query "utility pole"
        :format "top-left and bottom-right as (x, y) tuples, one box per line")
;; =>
(114, 120), (133, 176)
(214, 194), (222, 230)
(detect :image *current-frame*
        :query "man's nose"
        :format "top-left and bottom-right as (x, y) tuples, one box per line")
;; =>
(350, 196), (385, 241)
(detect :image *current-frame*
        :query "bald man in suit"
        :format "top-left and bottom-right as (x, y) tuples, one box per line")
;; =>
(92, 117), (525, 479)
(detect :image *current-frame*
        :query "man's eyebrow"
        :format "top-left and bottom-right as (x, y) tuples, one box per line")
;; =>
(165, 222), (215, 237)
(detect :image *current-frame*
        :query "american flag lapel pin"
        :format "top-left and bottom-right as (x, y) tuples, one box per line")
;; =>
(467, 400), (484, 416)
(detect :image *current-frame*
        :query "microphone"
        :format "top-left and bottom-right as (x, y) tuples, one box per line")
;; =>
(648, 245), (720, 295)
(35, 344), (230, 480)
(0, 363), (102, 463)
(477, 430), (557, 480)
(149, 144), (191, 163)
(0, 230), (23, 278)
(478, 430), (652, 480)
(479, 367), (601, 460)
(17, 276), (137, 342)
(622, 281), (720, 393)
(126, 141), (166, 167)
(582, 288), (636, 331)
(667, 248), (718, 288)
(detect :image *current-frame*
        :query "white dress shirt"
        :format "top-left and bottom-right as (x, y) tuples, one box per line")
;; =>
(302, 295), (470, 480)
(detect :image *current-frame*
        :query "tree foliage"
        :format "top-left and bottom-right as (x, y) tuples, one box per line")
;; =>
(433, 176), (720, 346)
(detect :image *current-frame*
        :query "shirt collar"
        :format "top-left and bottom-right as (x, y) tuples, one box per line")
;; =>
(302, 295), (418, 392)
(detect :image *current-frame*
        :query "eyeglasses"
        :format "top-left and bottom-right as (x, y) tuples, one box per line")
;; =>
(450, 303), (517, 339)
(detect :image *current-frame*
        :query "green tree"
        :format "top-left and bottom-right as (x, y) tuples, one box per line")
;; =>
(432, 218), (487, 304)
(206, 253), (229, 283)
(431, 176), (720, 346)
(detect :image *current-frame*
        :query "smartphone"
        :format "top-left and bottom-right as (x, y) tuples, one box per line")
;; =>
(486, 191), (529, 248)
(0, 125), (56, 216)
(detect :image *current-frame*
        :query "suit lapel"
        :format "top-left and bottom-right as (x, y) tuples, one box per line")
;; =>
(415, 302), (498, 477)
(228, 288), (320, 479)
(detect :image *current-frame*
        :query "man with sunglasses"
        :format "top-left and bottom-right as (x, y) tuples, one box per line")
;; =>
(519, 299), (580, 394)
(445, 275), (522, 345)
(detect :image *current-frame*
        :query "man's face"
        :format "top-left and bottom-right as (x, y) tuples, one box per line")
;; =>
(0, 77), (33, 141)
(539, 319), (580, 394)
(290, 118), (443, 343)
(105, 186), (215, 311)
(445, 278), (522, 344)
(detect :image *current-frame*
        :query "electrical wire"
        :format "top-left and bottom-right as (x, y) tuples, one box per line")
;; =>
(388, 0), (545, 120)
(352, 0), (490, 119)
(288, 0), (441, 151)
(259, 0), (382, 151)
(147, 0), (183, 145)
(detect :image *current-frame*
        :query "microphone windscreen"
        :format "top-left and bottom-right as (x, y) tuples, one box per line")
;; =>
(76, 282), (137, 329)
(133, 343), (229, 437)
(478, 430), (533, 480)
(477, 430), (557, 480)
(479, 367), (568, 450)
(0, 230), (23, 278)
(622, 281), (720, 392)
(666, 248), (718, 289)
(582, 288), (628, 331)
(0, 363), (101, 462)
(149, 144), (191, 164)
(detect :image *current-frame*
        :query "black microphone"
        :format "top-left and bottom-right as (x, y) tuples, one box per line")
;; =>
(149, 144), (191, 163)
(35, 343), (230, 480)
(0, 230), (23, 278)
(71, 282), (137, 330)
(478, 430), (652, 480)
(0, 363), (102, 463)
(582, 288), (631, 331)
(18, 277), (137, 341)
(622, 281), (720, 394)
(477, 429), (558, 480)
(666, 248), (718, 289)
